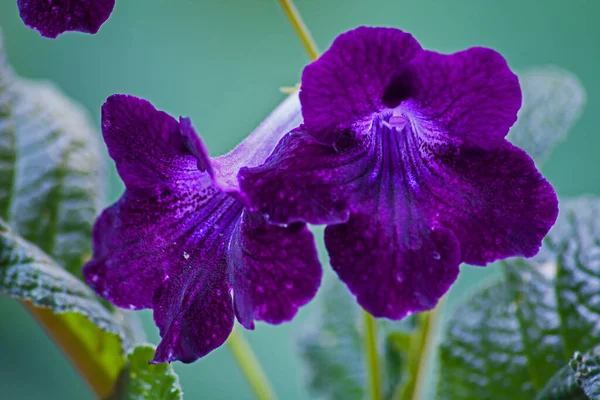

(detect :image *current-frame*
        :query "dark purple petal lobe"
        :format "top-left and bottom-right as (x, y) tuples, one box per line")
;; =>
(83, 95), (245, 362)
(408, 48), (522, 149)
(300, 26), (422, 143)
(239, 128), (371, 225)
(430, 142), (558, 264)
(326, 216), (461, 318)
(17, 0), (115, 38)
(152, 263), (234, 364)
(84, 95), (220, 308)
(229, 211), (321, 329)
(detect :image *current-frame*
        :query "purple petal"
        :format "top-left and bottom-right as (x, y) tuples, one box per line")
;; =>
(239, 128), (370, 225)
(407, 48), (521, 149)
(229, 211), (321, 329)
(326, 216), (461, 318)
(429, 142), (558, 264)
(83, 95), (242, 362)
(152, 264), (234, 364)
(83, 95), (221, 308)
(300, 26), (422, 144)
(17, 0), (115, 38)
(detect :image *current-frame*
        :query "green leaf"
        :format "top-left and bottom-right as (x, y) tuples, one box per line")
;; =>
(507, 66), (586, 166)
(438, 198), (600, 400)
(109, 345), (183, 400)
(536, 349), (593, 400)
(0, 29), (104, 278)
(0, 219), (131, 378)
(298, 279), (412, 400)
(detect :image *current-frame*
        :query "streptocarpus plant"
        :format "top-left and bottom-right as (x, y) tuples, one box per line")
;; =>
(2, 1), (598, 399)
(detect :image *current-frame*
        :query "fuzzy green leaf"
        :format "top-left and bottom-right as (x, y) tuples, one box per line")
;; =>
(109, 345), (183, 400)
(507, 66), (586, 166)
(0, 29), (104, 278)
(438, 198), (600, 400)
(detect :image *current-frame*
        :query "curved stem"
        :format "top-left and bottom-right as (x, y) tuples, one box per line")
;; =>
(277, 0), (320, 61)
(226, 324), (278, 400)
(397, 300), (444, 400)
(364, 311), (383, 400)
(24, 302), (118, 398)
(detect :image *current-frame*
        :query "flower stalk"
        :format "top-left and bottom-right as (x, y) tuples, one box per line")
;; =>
(397, 300), (444, 400)
(226, 324), (278, 400)
(277, 0), (320, 61)
(364, 311), (383, 400)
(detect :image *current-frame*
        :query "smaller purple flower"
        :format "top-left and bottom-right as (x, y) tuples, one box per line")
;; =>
(240, 27), (559, 319)
(17, 0), (115, 38)
(83, 93), (321, 363)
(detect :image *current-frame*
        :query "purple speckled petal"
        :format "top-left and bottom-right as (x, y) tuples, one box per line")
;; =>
(300, 27), (422, 143)
(83, 95), (241, 362)
(229, 211), (321, 329)
(405, 48), (522, 149)
(152, 258), (234, 364)
(83, 95), (223, 308)
(428, 142), (558, 264)
(239, 128), (370, 225)
(17, 0), (115, 38)
(326, 217), (461, 318)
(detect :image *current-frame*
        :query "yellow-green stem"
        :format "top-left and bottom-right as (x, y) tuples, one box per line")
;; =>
(226, 324), (278, 400)
(277, 0), (320, 61)
(364, 311), (383, 400)
(397, 300), (444, 400)
(24, 302), (116, 398)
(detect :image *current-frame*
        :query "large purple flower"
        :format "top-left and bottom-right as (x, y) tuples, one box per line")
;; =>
(83, 94), (321, 363)
(17, 0), (115, 38)
(240, 27), (559, 319)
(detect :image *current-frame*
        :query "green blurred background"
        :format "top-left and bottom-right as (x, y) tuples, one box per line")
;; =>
(0, 0), (598, 399)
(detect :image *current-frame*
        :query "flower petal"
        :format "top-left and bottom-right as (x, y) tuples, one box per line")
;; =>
(239, 128), (371, 225)
(406, 48), (521, 149)
(300, 26), (422, 143)
(17, 0), (115, 38)
(229, 211), (321, 329)
(152, 260), (234, 364)
(83, 95), (224, 308)
(429, 142), (558, 264)
(325, 215), (461, 318)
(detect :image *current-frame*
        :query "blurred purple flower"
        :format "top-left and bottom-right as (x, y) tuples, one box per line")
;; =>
(240, 27), (559, 319)
(83, 94), (321, 363)
(17, 0), (115, 38)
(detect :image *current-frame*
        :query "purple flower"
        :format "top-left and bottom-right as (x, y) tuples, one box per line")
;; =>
(17, 0), (115, 38)
(83, 94), (321, 363)
(239, 27), (559, 319)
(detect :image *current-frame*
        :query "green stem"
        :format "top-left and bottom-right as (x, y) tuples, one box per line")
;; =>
(364, 311), (383, 400)
(277, 0), (320, 61)
(226, 324), (278, 400)
(397, 300), (444, 400)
